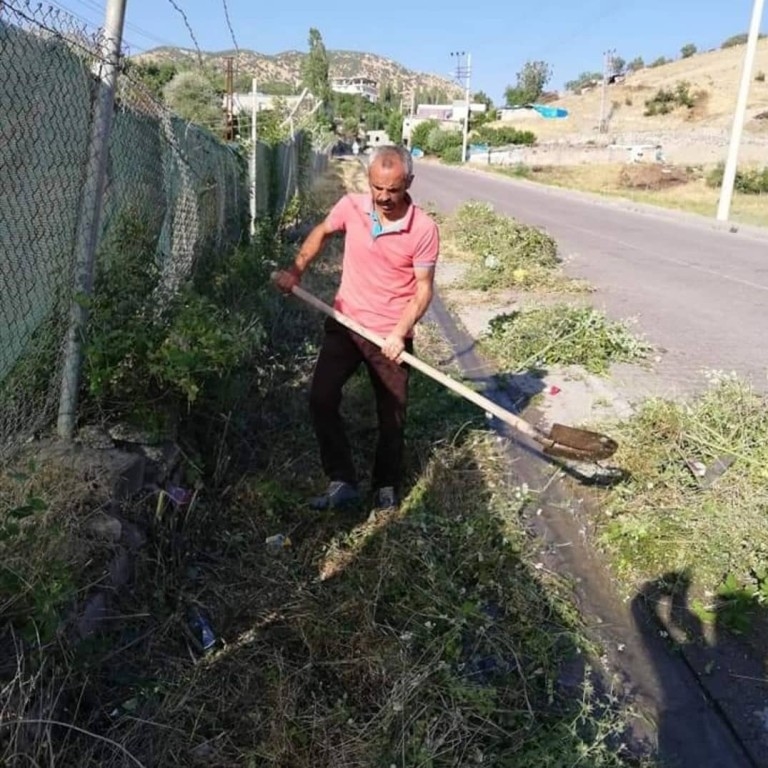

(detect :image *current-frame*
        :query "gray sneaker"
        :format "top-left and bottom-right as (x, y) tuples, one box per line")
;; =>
(373, 486), (398, 510)
(309, 481), (360, 511)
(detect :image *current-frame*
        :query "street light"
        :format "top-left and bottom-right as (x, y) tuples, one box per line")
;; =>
(450, 51), (472, 163)
(717, 0), (766, 222)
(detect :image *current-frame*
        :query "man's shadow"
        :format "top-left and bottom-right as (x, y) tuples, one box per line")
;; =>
(632, 570), (768, 768)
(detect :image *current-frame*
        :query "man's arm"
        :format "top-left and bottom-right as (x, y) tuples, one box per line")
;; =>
(273, 217), (337, 293)
(381, 267), (435, 361)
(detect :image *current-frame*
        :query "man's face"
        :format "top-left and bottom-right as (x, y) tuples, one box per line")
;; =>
(368, 159), (411, 216)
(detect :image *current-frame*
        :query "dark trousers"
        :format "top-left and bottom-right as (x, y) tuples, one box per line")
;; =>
(309, 317), (413, 490)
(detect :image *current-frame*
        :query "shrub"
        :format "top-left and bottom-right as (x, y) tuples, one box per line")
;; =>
(644, 81), (696, 116)
(440, 144), (463, 164)
(706, 163), (768, 194)
(473, 125), (536, 147)
(680, 43), (697, 59)
(722, 33), (749, 49)
(409, 119), (439, 151)
(756, 71), (766, 82)
(649, 56), (669, 68)
(426, 126), (462, 154)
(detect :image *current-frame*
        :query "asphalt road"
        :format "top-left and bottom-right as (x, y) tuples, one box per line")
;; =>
(411, 161), (768, 394)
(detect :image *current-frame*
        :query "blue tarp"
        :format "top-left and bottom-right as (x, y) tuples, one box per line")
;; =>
(506, 104), (569, 119)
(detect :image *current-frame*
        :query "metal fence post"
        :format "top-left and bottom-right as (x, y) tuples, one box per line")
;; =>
(57, 0), (127, 439)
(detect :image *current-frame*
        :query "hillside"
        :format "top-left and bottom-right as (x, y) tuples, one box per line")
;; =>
(131, 46), (461, 98)
(500, 38), (768, 141)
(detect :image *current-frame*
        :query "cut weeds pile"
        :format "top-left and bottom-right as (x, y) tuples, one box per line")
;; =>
(596, 373), (768, 634)
(482, 306), (652, 376)
(0, 160), (653, 766)
(439, 201), (589, 293)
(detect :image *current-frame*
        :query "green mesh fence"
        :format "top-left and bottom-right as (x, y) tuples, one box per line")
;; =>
(1, 1), (323, 461)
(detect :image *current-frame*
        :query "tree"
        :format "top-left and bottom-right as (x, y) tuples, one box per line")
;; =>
(163, 70), (222, 129)
(681, 43), (697, 59)
(410, 119), (439, 150)
(301, 28), (331, 102)
(387, 111), (403, 144)
(472, 90), (494, 110)
(627, 57), (645, 72)
(565, 71), (603, 93)
(126, 60), (178, 101)
(504, 60), (552, 106)
(610, 55), (626, 76)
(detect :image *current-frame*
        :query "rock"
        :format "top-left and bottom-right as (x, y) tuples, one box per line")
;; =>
(88, 512), (122, 542)
(76, 425), (113, 450)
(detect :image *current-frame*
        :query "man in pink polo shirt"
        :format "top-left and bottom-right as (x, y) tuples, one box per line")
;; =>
(274, 145), (439, 511)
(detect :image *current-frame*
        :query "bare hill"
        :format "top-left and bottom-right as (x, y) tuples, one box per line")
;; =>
(500, 39), (768, 141)
(131, 46), (461, 98)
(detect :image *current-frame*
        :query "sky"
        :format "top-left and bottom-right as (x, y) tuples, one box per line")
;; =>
(54, 0), (765, 103)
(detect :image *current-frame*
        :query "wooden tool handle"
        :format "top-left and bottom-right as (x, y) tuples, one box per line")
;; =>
(276, 275), (548, 447)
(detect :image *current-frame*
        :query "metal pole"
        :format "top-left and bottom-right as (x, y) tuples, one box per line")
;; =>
(462, 53), (471, 164)
(717, 0), (766, 222)
(249, 76), (257, 237)
(599, 49), (613, 133)
(57, 0), (127, 440)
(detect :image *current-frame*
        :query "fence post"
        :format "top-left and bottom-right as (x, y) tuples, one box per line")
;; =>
(57, 0), (127, 439)
(249, 76), (258, 236)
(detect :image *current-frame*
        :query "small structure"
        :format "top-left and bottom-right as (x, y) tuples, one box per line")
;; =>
(331, 76), (378, 102)
(226, 92), (307, 114)
(365, 129), (392, 149)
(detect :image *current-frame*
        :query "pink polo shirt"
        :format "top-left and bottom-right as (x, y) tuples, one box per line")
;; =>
(324, 193), (440, 337)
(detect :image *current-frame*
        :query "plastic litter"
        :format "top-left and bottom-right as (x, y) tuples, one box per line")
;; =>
(187, 607), (217, 653)
(265, 533), (292, 553)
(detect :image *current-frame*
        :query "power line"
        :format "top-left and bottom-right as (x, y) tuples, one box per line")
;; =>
(43, 0), (153, 55)
(70, 0), (180, 50)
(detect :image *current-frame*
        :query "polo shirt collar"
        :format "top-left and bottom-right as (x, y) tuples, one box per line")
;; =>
(364, 194), (415, 233)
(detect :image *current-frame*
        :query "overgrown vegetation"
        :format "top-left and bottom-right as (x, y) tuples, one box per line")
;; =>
(0, 161), (650, 766)
(721, 32), (767, 49)
(441, 201), (583, 292)
(597, 374), (768, 634)
(473, 125), (537, 147)
(706, 162), (768, 194)
(643, 81), (697, 115)
(481, 305), (651, 375)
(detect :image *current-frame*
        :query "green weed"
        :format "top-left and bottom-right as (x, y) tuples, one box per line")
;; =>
(481, 304), (652, 375)
(598, 375), (768, 613)
(444, 201), (569, 292)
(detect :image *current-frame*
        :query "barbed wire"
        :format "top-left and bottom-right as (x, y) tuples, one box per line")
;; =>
(0, 0), (251, 460)
(221, 0), (239, 57)
(164, 0), (204, 69)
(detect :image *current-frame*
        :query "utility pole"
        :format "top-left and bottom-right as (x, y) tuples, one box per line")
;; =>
(57, 0), (127, 440)
(249, 76), (258, 237)
(717, 0), (766, 221)
(224, 56), (235, 140)
(450, 51), (472, 162)
(599, 48), (615, 133)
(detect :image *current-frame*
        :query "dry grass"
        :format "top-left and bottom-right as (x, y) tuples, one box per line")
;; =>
(497, 163), (768, 228)
(496, 39), (768, 140)
(0, 159), (658, 767)
(0, 159), (655, 767)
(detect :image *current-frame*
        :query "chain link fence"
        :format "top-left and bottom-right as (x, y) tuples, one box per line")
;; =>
(1, 0), (324, 461)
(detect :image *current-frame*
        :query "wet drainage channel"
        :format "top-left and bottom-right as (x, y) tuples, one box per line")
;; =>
(427, 289), (763, 768)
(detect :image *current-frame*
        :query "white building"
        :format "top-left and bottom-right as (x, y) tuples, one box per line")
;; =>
(330, 76), (378, 102)
(402, 102), (487, 147)
(225, 92), (307, 115)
